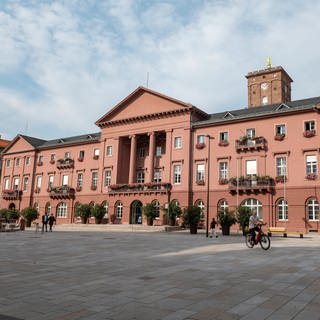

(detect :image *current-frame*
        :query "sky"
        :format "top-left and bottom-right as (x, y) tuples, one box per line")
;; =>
(1, 0), (320, 141)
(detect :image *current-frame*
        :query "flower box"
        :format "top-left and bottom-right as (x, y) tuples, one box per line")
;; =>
(219, 179), (228, 185)
(303, 130), (316, 138)
(78, 157), (84, 162)
(49, 160), (55, 164)
(274, 134), (285, 141)
(219, 140), (229, 147)
(91, 185), (97, 190)
(275, 176), (287, 183)
(34, 187), (40, 193)
(195, 143), (205, 149)
(306, 173), (317, 180)
(37, 161), (43, 166)
(93, 155), (99, 160)
(76, 186), (82, 191)
(196, 180), (205, 185)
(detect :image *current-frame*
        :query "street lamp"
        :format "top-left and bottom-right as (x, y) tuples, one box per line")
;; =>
(205, 135), (213, 238)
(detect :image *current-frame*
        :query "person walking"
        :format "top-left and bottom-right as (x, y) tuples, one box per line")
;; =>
(48, 213), (56, 232)
(42, 212), (49, 232)
(210, 217), (218, 238)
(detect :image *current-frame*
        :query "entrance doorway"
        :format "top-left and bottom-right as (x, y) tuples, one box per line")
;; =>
(9, 203), (15, 210)
(130, 201), (142, 224)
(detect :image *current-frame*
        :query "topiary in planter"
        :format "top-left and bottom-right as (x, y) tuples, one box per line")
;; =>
(163, 201), (182, 226)
(217, 209), (237, 236)
(182, 206), (201, 234)
(236, 206), (251, 235)
(90, 204), (106, 224)
(20, 207), (39, 227)
(143, 203), (158, 226)
(75, 204), (92, 224)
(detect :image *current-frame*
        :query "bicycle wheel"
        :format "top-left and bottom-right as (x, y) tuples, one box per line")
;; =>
(245, 234), (254, 248)
(259, 233), (270, 250)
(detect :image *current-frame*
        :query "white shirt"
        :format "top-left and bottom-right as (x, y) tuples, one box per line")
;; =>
(249, 215), (259, 229)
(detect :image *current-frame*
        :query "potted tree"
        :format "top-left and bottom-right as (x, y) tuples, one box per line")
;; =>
(182, 205), (201, 234)
(20, 207), (39, 227)
(143, 203), (158, 226)
(163, 201), (182, 226)
(75, 204), (92, 224)
(90, 204), (106, 224)
(236, 206), (251, 235)
(217, 209), (237, 235)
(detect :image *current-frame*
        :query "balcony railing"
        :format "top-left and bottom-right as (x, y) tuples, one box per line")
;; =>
(108, 182), (171, 194)
(2, 190), (22, 200)
(228, 176), (274, 194)
(56, 158), (74, 169)
(49, 186), (75, 199)
(235, 137), (267, 152)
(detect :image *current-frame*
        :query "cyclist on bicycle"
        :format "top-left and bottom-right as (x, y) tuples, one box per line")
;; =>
(249, 209), (262, 244)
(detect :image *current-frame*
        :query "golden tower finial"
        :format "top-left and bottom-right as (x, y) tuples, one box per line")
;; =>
(267, 56), (271, 68)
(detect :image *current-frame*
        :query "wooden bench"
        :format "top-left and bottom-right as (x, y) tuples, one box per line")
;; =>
(268, 227), (304, 238)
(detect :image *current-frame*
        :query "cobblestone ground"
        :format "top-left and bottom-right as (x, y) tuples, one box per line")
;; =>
(0, 229), (319, 320)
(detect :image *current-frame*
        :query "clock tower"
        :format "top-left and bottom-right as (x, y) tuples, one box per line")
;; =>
(246, 60), (293, 108)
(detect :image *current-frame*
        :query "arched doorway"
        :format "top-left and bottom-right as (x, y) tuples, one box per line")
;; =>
(130, 200), (142, 224)
(9, 203), (15, 210)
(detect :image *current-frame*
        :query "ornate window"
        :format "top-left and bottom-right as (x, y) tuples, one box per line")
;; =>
(57, 202), (67, 218)
(115, 201), (123, 219)
(276, 198), (288, 220)
(307, 198), (319, 221)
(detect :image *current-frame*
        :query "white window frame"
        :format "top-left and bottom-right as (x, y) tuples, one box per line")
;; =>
(139, 148), (145, 158)
(25, 157), (31, 166)
(307, 198), (319, 221)
(48, 175), (54, 188)
(137, 171), (145, 183)
(173, 164), (181, 184)
(57, 202), (67, 218)
(13, 178), (19, 190)
(246, 128), (255, 139)
(174, 137), (182, 149)
(156, 146), (162, 157)
(219, 162), (228, 179)
(219, 132), (228, 142)
(4, 178), (9, 190)
(106, 146), (112, 156)
(276, 124), (286, 135)
(62, 175), (68, 186)
(23, 176), (29, 192)
(77, 173), (83, 188)
(276, 157), (287, 177)
(116, 201), (123, 218)
(36, 176), (42, 188)
(306, 155), (317, 174)
(304, 120), (315, 131)
(104, 170), (111, 187)
(92, 171), (98, 187)
(277, 199), (288, 221)
(196, 164), (205, 182)
(197, 135), (205, 144)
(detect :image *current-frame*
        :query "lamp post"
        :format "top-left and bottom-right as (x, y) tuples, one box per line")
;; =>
(205, 135), (213, 238)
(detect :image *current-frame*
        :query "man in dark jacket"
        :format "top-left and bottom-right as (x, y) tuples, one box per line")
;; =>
(210, 217), (218, 238)
(42, 212), (49, 232)
(48, 213), (56, 232)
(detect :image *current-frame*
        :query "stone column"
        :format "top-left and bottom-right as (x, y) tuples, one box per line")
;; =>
(148, 132), (155, 182)
(129, 135), (137, 184)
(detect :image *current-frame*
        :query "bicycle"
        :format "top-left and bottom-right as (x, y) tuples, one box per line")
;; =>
(245, 223), (270, 250)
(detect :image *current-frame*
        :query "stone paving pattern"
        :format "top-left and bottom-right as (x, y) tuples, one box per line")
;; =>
(0, 228), (319, 320)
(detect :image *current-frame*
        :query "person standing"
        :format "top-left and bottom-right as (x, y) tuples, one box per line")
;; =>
(48, 213), (56, 232)
(210, 217), (218, 238)
(42, 212), (49, 232)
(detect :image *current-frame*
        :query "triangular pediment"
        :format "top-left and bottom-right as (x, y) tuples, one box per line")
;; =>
(95, 87), (194, 127)
(3, 135), (46, 154)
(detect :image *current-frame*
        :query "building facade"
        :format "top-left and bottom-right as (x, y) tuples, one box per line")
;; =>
(1, 64), (320, 233)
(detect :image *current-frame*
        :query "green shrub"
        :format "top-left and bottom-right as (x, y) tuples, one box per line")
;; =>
(20, 207), (39, 227)
(143, 203), (158, 226)
(75, 204), (92, 223)
(90, 204), (106, 224)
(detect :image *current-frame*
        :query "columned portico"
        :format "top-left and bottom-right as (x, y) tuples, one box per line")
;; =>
(129, 135), (137, 184)
(148, 132), (155, 182)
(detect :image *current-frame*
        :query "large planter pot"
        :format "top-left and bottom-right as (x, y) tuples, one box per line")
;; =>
(190, 225), (198, 234)
(169, 219), (176, 226)
(81, 217), (88, 224)
(95, 218), (102, 224)
(26, 220), (32, 228)
(147, 218), (154, 226)
(221, 225), (230, 235)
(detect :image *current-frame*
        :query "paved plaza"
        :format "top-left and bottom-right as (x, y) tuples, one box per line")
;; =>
(0, 227), (320, 320)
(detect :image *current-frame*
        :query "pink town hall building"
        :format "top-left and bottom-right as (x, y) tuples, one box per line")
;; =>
(1, 63), (320, 233)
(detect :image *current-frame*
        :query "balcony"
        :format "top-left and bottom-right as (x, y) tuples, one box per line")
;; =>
(2, 189), (22, 200)
(228, 176), (274, 194)
(56, 158), (74, 169)
(49, 186), (75, 199)
(108, 182), (171, 194)
(235, 137), (267, 152)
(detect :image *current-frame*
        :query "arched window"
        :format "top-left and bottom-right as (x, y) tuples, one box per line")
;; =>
(241, 199), (263, 219)
(45, 202), (51, 215)
(115, 201), (123, 219)
(171, 199), (180, 207)
(34, 202), (39, 213)
(195, 199), (205, 220)
(307, 198), (319, 221)
(276, 198), (288, 220)
(218, 199), (228, 213)
(57, 202), (67, 218)
(102, 201), (109, 218)
(152, 200), (160, 218)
